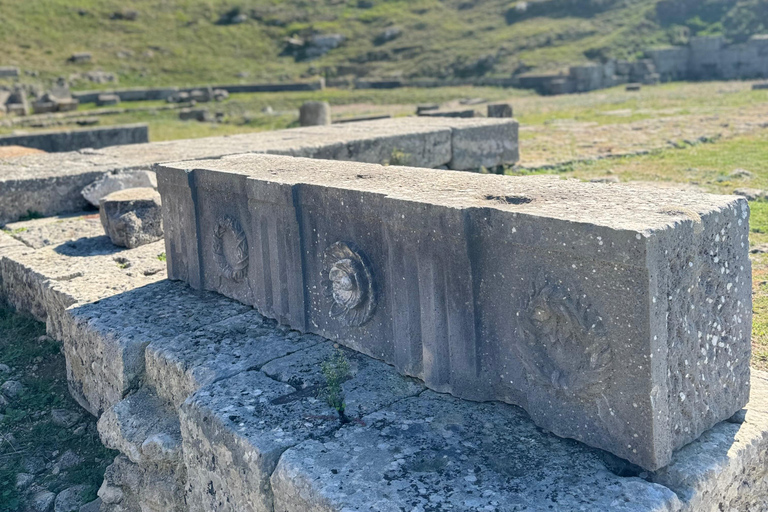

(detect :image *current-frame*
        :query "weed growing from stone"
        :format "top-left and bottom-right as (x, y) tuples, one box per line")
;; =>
(320, 349), (351, 423)
(387, 148), (410, 166)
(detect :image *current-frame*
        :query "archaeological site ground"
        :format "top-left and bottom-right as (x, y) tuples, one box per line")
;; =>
(2, 1), (768, 511)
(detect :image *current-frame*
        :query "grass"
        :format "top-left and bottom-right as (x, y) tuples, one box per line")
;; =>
(0, 0), (766, 89)
(0, 306), (116, 511)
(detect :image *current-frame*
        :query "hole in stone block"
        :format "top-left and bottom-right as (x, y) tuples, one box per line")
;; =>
(484, 194), (532, 205)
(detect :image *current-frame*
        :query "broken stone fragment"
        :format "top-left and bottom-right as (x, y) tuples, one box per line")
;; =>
(99, 187), (163, 249)
(82, 170), (157, 207)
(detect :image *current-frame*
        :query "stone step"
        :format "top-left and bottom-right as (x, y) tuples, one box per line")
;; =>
(96, 387), (187, 512)
(0, 117), (518, 224)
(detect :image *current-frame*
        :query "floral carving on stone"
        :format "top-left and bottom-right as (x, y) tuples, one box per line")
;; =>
(322, 241), (376, 327)
(212, 215), (249, 282)
(517, 274), (613, 397)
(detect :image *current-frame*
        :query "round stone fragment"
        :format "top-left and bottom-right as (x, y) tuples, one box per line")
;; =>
(299, 101), (331, 126)
(99, 187), (163, 249)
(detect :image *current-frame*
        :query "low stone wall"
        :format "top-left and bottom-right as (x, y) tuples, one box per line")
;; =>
(649, 35), (768, 82)
(0, 124), (148, 152)
(0, 117), (518, 225)
(72, 79), (325, 104)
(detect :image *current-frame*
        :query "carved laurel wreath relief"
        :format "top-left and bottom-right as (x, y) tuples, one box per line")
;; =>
(517, 274), (613, 398)
(322, 241), (376, 326)
(212, 215), (249, 282)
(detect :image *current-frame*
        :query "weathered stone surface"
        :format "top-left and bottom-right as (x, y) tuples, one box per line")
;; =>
(272, 391), (681, 512)
(0, 117), (519, 224)
(82, 170), (157, 207)
(60, 279), (251, 416)
(97, 386), (182, 466)
(270, 371), (768, 512)
(0, 236), (165, 331)
(180, 343), (422, 512)
(299, 101), (331, 126)
(2, 213), (104, 249)
(145, 310), (321, 408)
(99, 454), (186, 512)
(99, 187), (163, 248)
(158, 153), (751, 470)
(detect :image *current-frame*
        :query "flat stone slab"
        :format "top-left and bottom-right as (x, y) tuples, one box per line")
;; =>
(145, 310), (322, 408)
(180, 342), (424, 512)
(60, 279), (251, 416)
(158, 153), (751, 470)
(2, 212), (104, 249)
(0, 117), (518, 224)
(0, 233), (166, 330)
(271, 371), (768, 512)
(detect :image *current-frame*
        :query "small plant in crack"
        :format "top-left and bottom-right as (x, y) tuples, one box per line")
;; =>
(320, 348), (352, 424)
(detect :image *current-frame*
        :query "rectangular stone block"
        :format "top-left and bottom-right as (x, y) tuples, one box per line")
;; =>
(0, 117), (518, 224)
(156, 153), (751, 470)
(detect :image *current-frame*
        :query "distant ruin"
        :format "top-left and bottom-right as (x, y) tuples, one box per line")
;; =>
(518, 35), (768, 95)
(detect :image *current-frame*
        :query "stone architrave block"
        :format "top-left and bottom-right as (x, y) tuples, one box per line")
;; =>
(156, 153), (751, 470)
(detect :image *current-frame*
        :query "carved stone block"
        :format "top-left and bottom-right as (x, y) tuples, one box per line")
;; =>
(156, 153), (752, 470)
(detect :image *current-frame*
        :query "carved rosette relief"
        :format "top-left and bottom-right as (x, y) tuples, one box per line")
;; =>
(517, 275), (613, 398)
(212, 215), (249, 282)
(322, 241), (376, 326)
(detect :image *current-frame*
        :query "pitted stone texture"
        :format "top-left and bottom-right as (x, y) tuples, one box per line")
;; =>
(180, 347), (422, 512)
(97, 387), (182, 466)
(272, 390), (682, 512)
(0, 117), (518, 224)
(261, 342), (425, 419)
(99, 454), (186, 512)
(0, 237), (166, 330)
(2, 213), (104, 249)
(99, 188), (163, 248)
(82, 170), (157, 207)
(650, 370), (768, 512)
(158, 153), (751, 470)
(60, 279), (251, 416)
(145, 311), (321, 408)
(271, 374), (768, 512)
(180, 370), (335, 512)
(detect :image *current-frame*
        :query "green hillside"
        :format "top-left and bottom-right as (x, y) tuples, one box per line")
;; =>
(0, 0), (766, 88)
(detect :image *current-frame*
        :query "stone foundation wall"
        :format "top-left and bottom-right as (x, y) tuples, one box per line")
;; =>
(0, 124), (149, 152)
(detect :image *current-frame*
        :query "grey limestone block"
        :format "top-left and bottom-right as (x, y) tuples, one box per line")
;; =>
(271, 391), (683, 512)
(157, 153), (752, 470)
(97, 386), (182, 466)
(271, 372), (768, 512)
(145, 310), (322, 408)
(0, 117), (518, 225)
(99, 187), (164, 248)
(99, 454), (186, 512)
(487, 102), (513, 118)
(179, 342), (423, 512)
(59, 279), (251, 416)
